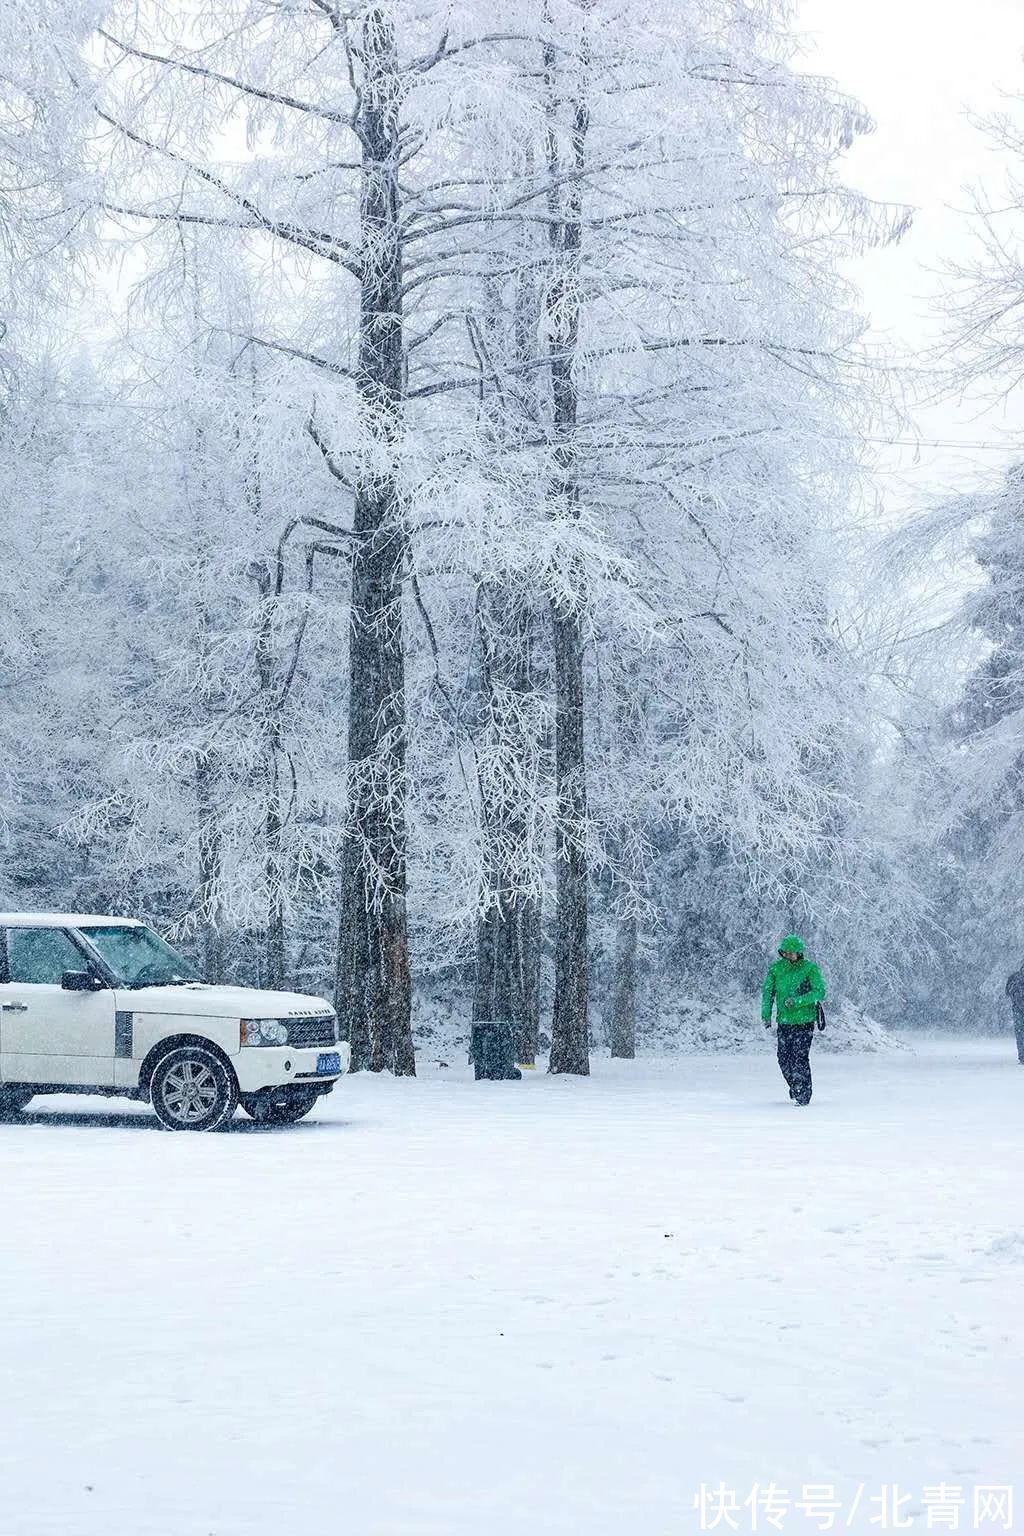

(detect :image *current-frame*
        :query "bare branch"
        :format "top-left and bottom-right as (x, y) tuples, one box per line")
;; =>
(97, 28), (353, 128)
(227, 333), (354, 379)
(306, 414), (355, 489)
(93, 105), (363, 278)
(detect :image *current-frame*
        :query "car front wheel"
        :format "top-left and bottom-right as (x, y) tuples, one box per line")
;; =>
(241, 1088), (320, 1126)
(151, 1046), (238, 1132)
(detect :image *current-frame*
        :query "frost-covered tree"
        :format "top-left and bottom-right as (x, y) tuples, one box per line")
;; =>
(938, 96), (1024, 404)
(0, 359), (113, 903)
(0, 0), (100, 327)
(91, 0), (494, 1072)
(0, 0), (927, 1071)
(63, 272), (355, 996)
(402, 0), (908, 1067)
(0, 1), (106, 892)
(908, 466), (1024, 1027)
(883, 92), (1024, 1029)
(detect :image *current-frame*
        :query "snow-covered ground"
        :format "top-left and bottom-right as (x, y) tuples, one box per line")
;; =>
(0, 1038), (1020, 1536)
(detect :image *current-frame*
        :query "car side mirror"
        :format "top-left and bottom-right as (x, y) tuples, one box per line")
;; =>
(62, 969), (104, 992)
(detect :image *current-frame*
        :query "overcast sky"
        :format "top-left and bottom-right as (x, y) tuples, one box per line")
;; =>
(798, 0), (1024, 511)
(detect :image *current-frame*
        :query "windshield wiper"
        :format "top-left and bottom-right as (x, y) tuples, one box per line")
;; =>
(128, 974), (201, 989)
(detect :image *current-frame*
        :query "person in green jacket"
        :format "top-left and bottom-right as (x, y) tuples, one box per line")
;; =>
(761, 934), (826, 1105)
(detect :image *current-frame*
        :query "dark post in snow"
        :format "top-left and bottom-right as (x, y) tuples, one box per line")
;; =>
(544, 24), (591, 1076)
(335, 6), (415, 1075)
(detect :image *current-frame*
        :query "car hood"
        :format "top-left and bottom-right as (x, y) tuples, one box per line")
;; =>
(114, 983), (334, 1019)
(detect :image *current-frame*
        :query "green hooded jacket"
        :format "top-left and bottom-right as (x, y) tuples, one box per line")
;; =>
(761, 935), (826, 1028)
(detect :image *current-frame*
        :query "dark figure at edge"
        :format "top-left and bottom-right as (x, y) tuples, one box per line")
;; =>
(1005, 963), (1024, 1064)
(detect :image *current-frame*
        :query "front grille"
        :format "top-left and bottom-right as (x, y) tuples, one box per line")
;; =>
(286, 1015), (336, 1049)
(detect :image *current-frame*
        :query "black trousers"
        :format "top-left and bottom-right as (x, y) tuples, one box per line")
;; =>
(777, 1025), (814, 1105)
(1015, 1015), (1024, 1065)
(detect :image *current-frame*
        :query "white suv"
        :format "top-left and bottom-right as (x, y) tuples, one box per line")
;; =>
(0, 914), (349, 1131)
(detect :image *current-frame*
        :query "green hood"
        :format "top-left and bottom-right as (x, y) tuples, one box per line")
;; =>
(762, 945), (826, 1025)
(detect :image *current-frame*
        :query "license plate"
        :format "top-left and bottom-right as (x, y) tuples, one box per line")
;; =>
(316, 1052), (342, 1076)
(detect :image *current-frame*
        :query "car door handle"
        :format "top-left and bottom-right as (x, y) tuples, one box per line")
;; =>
(1, 1002), (28, 1013)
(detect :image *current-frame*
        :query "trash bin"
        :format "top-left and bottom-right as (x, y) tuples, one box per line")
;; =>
(470, 1019), (522, 1081)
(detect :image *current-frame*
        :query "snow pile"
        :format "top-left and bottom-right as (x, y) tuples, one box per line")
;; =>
(635, 991), (900, 1054)
(413, 987), (899, 1065)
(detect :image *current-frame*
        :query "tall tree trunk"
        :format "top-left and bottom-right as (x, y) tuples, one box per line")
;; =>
(549, 596), (589, 1072)
(263, 749), (286, 990)
(336, 7), (414, 1075)
(473, 587), (543, 1065)
(195, 748), (225, 983)
(516, 894), (542, 1065)
(188, 413), (225, 986)
(545, 25), (591, 1075)
(608, 913), (638, 1059)
(470, 215), (545, 1068)
(473, 892), (542, 1066)
(252, 556), (288, 992)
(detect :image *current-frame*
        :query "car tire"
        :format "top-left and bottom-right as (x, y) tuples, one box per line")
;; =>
(150, 1046), (238, 1132)
(0, 1087), (33, 1121)
(240, 1088), (320, 1126)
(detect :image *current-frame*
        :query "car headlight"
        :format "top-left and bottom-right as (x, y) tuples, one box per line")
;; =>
(240, 1018), (289, 1047)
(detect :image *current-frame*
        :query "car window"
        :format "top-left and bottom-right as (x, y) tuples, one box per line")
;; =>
(78, 925), (200, 987)
(6, 928), (88, 985)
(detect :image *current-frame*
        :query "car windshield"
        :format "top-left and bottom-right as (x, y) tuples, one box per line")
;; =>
(78, 925), (202, 988)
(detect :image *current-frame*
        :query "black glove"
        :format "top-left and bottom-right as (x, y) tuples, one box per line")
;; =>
(816, 1016), (826, 1032)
